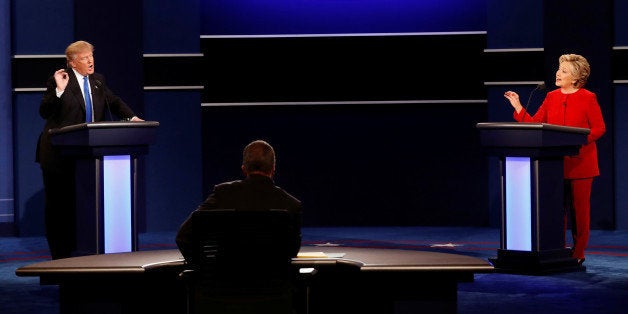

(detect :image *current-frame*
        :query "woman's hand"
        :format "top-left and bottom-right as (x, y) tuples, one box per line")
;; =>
(504, 91), (523, 113)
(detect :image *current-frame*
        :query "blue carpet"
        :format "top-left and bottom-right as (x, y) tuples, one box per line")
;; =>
(2, 227), (628, 313)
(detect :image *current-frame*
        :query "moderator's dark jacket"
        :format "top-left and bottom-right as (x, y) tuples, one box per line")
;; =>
(175, 174), (303, 262)
(36, 69), (136, 169)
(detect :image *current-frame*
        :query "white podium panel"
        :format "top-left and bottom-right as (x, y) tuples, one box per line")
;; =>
(103, 155), (132, 253)
(505, 157), (531, 251)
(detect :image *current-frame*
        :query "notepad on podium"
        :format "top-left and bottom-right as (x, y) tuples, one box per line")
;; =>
(297, 252), (345, 258)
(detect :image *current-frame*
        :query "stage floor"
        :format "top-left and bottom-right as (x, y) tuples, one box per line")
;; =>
(4, 226), (628, 314)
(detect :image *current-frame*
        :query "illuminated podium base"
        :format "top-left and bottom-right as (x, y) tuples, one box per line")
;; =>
(73, 156), (137, 256)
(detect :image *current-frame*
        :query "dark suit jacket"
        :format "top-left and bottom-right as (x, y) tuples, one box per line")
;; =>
(36, 69), (136, 169)
(175, 174), (303, 263)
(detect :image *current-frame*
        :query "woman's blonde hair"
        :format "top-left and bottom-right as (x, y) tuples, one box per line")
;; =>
(559, 54), (590, 88)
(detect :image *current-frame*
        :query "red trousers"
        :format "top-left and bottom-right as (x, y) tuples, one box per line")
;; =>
(564, 178), (593, 259)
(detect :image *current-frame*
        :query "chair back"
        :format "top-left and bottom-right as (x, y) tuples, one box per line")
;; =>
(190, 209), (295, 283)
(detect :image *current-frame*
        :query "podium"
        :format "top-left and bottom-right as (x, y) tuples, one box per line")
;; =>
(50, 121), (159, 256)
(476, 122), (589, 273)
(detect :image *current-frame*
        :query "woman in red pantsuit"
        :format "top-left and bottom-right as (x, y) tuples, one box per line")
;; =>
(503, 54), (606, 265)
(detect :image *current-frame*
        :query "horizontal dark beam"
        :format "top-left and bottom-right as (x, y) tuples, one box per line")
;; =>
(143, 55), (204, 87)
(613, 48), (628, 81)
(482, 49), (545, 83)
(12, 55), (204, 90)
(12, 56), (65, 89)
(200, 34), (488, 102)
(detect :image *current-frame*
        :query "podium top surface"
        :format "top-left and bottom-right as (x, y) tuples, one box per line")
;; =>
(50, 121), (160, 135)
(476, 122), (590, 135)
(476, 122), (589, 156)
(49, 121), (160, 155)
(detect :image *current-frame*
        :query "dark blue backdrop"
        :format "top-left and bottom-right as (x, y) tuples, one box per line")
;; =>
(6, 0), (628, 237)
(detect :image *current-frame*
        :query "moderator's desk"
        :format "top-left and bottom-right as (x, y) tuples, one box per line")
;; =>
(16, 247), (494, 314)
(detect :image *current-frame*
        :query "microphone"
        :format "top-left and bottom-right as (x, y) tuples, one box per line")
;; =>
(94, 80), (113, 121)
(522, 82), (546, 122)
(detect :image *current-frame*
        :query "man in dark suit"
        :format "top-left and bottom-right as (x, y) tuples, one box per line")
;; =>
(37, 40), (143, 259)
(176, 139), (302, 261)
(176, 140), (302, 313)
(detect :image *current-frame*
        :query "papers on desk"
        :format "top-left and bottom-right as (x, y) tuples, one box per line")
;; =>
(297, 252), (327, 258)
(296, 252), (345, 258)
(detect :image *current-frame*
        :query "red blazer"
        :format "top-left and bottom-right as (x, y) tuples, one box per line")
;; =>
(514, 88), (606, 179)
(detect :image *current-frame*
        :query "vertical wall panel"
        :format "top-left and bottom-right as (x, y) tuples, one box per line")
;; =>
(544, 0), (615, 229)
(142, 0), (203, 232)
(486, 0), (543, 49)
(144, 92), (203, 231)
(615, 0), (628, 46)
(12, 0), (73, 54)
(614, 84), (628, 230)
(615, 86), (628, 229)
(144, 0), (200, 53)
(614, 1), (628, 229)
(1, 0), (12, 229)
(14, 94), (46, 236)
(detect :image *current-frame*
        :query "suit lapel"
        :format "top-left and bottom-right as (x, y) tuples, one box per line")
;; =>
(67, 71), (87, 114)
